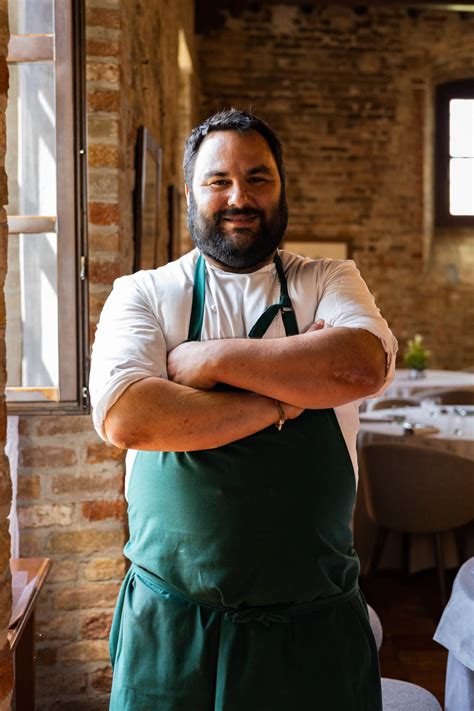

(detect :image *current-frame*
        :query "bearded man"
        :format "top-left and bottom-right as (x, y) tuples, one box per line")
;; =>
(90, 109), (397, 711)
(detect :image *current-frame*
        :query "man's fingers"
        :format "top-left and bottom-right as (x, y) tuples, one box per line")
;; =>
(305, 319), (325, 333)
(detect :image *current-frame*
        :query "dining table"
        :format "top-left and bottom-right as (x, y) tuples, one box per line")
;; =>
(354, 404), (474, 574)
(359, 404), (474, 460)
(374, 368), (474, 402)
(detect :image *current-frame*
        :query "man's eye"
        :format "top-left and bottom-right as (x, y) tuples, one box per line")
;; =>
(210, 180), (228, 187)
(248, 177), (266, 184)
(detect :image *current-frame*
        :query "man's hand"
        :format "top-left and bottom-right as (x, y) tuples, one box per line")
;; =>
(305, 319), (325, 334)
(167, 341), (218, 390)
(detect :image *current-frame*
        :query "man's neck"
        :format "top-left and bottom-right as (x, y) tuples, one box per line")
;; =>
(200, 251), (277, 274)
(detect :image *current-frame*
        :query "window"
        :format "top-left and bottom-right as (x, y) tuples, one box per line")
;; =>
(435, 79), (474, 227)
(6, 0), (88, 414)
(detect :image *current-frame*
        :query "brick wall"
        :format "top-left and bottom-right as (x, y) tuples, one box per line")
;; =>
(198, 3), (474, 368)
(15, 1), (196, 709)
(0, 1), (12, 707)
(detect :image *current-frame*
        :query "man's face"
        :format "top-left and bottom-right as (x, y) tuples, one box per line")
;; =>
(187, 130), (288, 271)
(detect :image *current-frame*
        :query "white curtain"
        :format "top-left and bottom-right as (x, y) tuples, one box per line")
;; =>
(6, 416), (19, 558)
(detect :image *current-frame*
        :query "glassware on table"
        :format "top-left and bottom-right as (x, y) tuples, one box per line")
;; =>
(421, 397), (442, 418)
(446, 410), (464, 437)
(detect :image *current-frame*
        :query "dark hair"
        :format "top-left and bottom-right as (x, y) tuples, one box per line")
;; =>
(183, 108), (286, 189)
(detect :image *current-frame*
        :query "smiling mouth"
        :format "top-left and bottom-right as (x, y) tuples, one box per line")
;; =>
(221, 215), (258, 226)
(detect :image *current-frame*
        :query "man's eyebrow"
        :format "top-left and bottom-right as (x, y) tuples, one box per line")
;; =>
(247, 165), (273, 176)
(203, 171), (228, 180)
(202, 165), (274, 180)
(204, 170), (229, 180)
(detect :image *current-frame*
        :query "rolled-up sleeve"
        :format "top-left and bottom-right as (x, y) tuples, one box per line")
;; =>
(315, 259), (398, 397)
(89, 275), (167, 441)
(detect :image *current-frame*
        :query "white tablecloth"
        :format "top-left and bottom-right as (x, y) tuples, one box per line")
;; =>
(354, 406), (474, 573)
(359, 406), (474, 460)
(382, 369), (474, 400)
(434, 558), (474, 711)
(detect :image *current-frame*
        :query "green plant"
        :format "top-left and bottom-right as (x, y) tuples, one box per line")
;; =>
(404, 334), (431, 371)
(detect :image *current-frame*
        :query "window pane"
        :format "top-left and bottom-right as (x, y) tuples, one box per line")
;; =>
(5, 233), (59, 389)
(450, 99), (474, 158)
(450, 158), (474, 215)
(8, 0), (54, 35)
(6, 62), (57, 216)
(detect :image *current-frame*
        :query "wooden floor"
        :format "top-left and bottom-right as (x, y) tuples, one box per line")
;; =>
(360, 568), (455, 707)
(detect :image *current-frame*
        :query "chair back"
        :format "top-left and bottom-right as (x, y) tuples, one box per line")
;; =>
(420, 389), (474, 406)
(381, 679), (442, 711)
(360, 444), (474, 534)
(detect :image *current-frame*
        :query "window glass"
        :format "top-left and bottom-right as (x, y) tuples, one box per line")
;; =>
(450, 100), (474, 158)
(449, 99), (474, 216)
(6, 62), (57, 216)
(9, 0), (54, 35)
(450, 159), (474, 215)
(5, 233), (58, 390)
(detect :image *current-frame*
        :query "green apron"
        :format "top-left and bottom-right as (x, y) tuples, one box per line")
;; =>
(109, 254), (382, 711)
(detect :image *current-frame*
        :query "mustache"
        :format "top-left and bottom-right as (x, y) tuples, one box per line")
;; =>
(214, 207), (264, 224)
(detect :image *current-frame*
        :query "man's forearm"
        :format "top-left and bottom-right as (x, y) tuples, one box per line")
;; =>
(180, 327), (386, 408)
(104, 376), (288, 451)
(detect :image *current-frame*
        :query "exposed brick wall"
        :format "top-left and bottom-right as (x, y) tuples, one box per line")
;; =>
(198, 3), (474, 368)
(6, 3), (472, 709)
(14, 1), (197, 709)
(0, 1), (12, 708)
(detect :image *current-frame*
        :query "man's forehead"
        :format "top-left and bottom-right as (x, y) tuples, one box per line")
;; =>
(194, 130), (278, 175)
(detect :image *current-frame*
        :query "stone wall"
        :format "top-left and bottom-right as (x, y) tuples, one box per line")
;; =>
(198, 3), (474, 368)
(0, 2), (12, 708)
(15, 1), (197, 709)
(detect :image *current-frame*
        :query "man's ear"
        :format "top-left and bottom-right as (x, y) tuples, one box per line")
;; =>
(184, 183), (190, 206)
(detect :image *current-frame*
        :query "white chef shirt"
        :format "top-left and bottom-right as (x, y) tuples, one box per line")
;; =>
(90, 248), (398, 497)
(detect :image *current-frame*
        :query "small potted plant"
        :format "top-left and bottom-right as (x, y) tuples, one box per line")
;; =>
(404, 334), (431, 379)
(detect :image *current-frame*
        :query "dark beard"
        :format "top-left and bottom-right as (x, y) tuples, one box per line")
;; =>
(187, 192), (288, 270)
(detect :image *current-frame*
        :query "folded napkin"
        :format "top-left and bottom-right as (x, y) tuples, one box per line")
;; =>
(434, 558), (474, 670)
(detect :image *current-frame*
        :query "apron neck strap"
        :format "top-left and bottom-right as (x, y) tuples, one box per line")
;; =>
(248, 254), (299, 339)
(187, 252), (299, 342)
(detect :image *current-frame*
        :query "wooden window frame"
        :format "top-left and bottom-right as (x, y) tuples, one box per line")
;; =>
(435, 78), (474, 228)
(6, 0), (89, 415)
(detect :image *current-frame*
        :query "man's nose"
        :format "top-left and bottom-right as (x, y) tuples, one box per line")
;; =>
(227, 182), (252, 208)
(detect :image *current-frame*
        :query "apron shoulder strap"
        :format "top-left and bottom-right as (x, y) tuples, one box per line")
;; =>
(187, 253), (206, 342)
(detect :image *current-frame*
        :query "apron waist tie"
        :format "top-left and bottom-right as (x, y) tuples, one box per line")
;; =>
(132, 563), (359, 628)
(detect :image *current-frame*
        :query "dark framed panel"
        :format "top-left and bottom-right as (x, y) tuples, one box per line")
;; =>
(133, 127), (163, 271)
(435, 79), (474, 228)
(167, 184), (181, 263)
